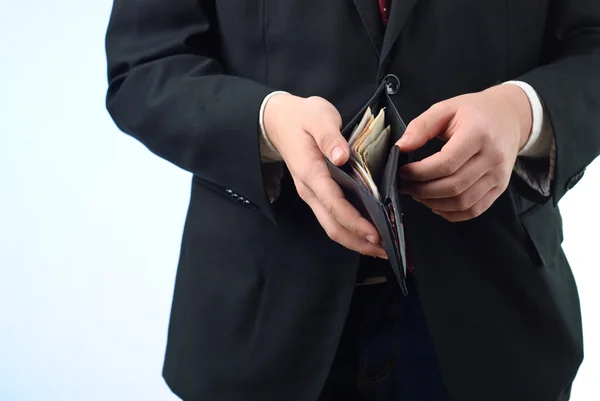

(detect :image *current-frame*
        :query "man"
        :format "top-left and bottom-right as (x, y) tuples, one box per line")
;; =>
(105, 1), (600, 400)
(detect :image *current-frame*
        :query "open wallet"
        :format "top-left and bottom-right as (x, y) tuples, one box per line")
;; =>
(326, 74), (412, 295)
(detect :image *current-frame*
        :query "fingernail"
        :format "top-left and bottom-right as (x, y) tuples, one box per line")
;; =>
(379, 253), (389, 260)
(331, 147), (345, 163)
(366, 235), (378, 244)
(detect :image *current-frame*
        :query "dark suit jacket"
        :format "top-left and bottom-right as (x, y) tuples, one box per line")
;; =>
(105, 1), (600, 400)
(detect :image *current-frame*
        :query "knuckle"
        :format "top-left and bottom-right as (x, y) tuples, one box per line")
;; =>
(491, 148), (508, 165)
(318, 135), (336, 153)
(306, 97), (341, 127)
(468, 205), (484, 218)
(300, 172), (315, 187)
(457, 195), (474, 211)
(326, 228), (342, 243)
(441, 155), (457, 175)
(448, 181), (464, 196)
(429, 102), (447, 115)
(358, 244), (376, 256)
(294, 168), (310, 185)
(325, 202), (336, 218)
(344, 219), (358, 234)
(491, 169), (505, 184)
(410, 117), (427, 132)
(479, 127), (494, 143)
(296, 185), (311, 201)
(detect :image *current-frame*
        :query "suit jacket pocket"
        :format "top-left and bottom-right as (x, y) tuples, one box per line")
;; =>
(519, 201), (564, 268)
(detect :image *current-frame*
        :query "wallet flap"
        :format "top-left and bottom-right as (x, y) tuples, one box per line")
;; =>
(375, 146), (406, 292)
(379, 95), (411, 287)
(384, 196), (408, 295)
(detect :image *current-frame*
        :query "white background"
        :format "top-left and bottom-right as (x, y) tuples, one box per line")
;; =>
(0, 1), (598, 400)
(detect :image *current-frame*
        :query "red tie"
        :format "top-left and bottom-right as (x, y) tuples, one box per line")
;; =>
(378, 0), (391, 25)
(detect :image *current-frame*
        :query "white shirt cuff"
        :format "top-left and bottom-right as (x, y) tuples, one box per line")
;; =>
(503, 81), (553, 158)
(258, 91), (288, 162)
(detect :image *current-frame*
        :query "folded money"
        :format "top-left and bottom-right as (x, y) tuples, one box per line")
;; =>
(346, 107), (391, 200)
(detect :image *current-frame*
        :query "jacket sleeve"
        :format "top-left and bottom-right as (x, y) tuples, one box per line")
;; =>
(104, 0), (277, 223)
(516, 0), (600, 205)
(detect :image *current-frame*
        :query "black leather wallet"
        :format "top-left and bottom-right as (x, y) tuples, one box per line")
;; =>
(326, 75), (411, 295)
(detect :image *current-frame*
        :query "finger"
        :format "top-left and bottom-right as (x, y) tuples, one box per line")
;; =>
(400, 154), (489, 199)
(278, 130), (324, 167)
(301, 184), (387, 257)
(395, 101), (456, 152)
(415, 174), (498, 212)
(399, 126), (482, 182)
(289, 130), (382, 249)
(307, 119), (349, 166)
(432, 186), (503, 222)
(293, 157), (382, 245)
(311, 172), (382, 244)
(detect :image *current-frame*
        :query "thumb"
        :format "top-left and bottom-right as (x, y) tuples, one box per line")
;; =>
(396, 102), (455, 152)
(315, 129), (350, 166)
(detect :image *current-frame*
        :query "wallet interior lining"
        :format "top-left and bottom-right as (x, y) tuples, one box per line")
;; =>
(341, 95), (408, 195)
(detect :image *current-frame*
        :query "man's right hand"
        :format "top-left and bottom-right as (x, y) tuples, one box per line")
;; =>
(263, 93), (387, 259)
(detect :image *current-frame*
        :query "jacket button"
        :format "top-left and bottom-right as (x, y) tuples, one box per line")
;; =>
(383, 74), (400, 95)
(565, 168), (586, 191)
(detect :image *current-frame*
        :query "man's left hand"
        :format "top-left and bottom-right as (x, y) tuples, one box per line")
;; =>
(396, 84), (533, 222)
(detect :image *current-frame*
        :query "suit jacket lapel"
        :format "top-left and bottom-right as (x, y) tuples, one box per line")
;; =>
(351, 0), (384, 56)
(380, 0), (420, 65)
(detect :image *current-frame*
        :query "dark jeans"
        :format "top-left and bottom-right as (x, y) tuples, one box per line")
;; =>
(318, 275), (451, 401)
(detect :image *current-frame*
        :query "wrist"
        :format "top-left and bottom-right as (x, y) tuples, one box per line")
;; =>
(494, 84), (533, 151)
(259, 91), (289, 162)
(263, 92), (295, 152)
